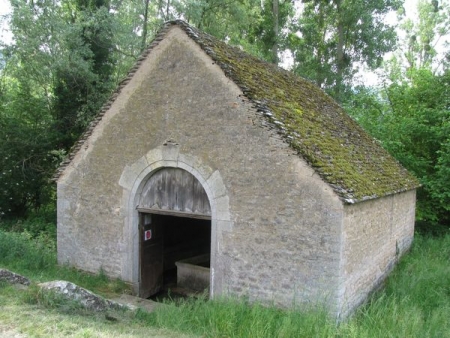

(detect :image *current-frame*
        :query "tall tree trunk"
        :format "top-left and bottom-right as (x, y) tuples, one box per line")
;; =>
(141, 0), (151, 52)
(272, 0), (279, 64)
(166, 0), (170, 20)
(315, 2), (326, 88)
(335, 0), (345, 100)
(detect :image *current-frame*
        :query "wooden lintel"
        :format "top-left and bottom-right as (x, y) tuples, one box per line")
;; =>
(137, 207), (212, 220)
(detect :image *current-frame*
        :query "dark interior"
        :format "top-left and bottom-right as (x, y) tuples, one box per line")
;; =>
(152, 214), (211, 287)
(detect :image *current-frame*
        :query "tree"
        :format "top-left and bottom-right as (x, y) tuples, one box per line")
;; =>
(0, 0), (122, 217)
(159, 0), (293, 63)
(174, 0), (265, 49)
(247, 0), (294, 63)
(345, 0), (450, 233)
(382, 0), (450, 83)
(0, 74), (58, 218)
(291, 0), (402, 101)
(346, 69), (450, 233)
(0, 0), (65, 218)
(53, 0), (115, 149)
(402, 0), (450, 73)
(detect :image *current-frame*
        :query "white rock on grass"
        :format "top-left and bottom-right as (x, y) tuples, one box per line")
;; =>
(38, 280), (127, 311)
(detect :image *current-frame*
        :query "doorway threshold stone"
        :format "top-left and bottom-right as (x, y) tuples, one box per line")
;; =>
(110, 294), (169, 313)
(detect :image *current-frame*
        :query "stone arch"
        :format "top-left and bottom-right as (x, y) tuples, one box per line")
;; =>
(119, 144), (231, 297)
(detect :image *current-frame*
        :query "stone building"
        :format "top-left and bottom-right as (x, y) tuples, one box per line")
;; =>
(55, 20), (419, 317)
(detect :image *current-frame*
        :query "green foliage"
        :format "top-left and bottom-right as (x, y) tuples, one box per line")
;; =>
(0, 228), (129, 297)
(292, 0), (402, 101)
(53, 1), (115, 148)
(0, 78), (59, 218)
(174, 0), (257, 36)
(246, 0), (294, 63)
(1, 0), (447, 229)
(398, 0), (450, 72)
(0, 207), (56, 240)
(346, 69), (450, 232)
(0, 229), (56, 272)
(0, 0), (127, 216)
(345, 0), (450, 233)
(170, 0), (281, 62)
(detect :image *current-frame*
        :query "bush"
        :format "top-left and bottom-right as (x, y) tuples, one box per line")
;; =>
(345, 70), (450, 233)
(0, 229), (56, 272)
(0, 207), (56, 241)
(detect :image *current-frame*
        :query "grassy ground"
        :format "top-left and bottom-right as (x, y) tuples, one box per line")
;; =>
(0, 229), (129, 298)
(0, 283), (194, 337)
(0, 223), (449, 337)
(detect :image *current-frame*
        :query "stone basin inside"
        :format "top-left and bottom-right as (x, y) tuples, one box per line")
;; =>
(175, 254), (210, 292)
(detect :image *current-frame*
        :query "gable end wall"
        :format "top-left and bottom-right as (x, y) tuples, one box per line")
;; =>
(57, 26), (349, 313)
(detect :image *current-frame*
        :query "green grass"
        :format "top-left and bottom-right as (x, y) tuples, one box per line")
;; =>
(130, 232), (450, 338)
(0, 229), (129, 298)
(137, 296), (337, 337)
(1, 220), (449, 337)
(0, 282), (194, 337)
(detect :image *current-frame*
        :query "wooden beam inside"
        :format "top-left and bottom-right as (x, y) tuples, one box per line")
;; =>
(137, 207), (212, 220)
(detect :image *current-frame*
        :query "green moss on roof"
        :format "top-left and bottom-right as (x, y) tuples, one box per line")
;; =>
(170, 20), (419, 203)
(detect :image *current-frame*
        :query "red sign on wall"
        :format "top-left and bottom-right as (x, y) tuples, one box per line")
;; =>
(144, 230), (152, 241)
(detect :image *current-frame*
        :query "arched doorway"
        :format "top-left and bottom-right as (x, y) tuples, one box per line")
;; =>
(137, 167), (211, 298)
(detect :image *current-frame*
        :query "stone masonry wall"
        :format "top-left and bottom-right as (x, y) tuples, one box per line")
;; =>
(340, 190), (416, 317)
(58, 27), (345, 311)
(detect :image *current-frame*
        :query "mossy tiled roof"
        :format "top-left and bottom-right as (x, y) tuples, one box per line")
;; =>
(55, 20), (419, 203)
(170, 20), (419, 203)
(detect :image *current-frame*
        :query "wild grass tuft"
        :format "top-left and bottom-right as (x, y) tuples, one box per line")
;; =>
(0, 229), (130, 297)
(138, 295), (336, 337)
(341, 233), (450, 338)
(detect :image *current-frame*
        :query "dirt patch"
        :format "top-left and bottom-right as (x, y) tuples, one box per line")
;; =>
(0, 323), (27, 338)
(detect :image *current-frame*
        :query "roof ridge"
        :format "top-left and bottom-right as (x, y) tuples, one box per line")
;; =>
(54, 20), (420, 203)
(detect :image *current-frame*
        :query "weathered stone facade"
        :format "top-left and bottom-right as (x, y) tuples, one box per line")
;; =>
(57, 23), (418, 317)
(340, 190), (416, 316)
